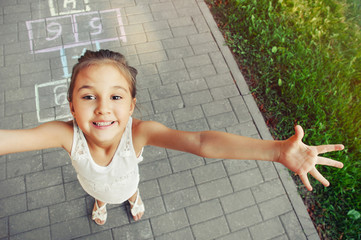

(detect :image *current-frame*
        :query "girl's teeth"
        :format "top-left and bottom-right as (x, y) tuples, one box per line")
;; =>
(94, 122), (113, 126)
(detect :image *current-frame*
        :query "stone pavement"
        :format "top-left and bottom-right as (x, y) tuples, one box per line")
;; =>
(0, 0), (320, 239)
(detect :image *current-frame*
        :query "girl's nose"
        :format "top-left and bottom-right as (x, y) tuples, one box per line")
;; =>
(95, 99), (111, 115)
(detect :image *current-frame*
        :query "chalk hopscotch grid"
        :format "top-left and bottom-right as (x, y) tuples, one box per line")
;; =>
(26, 8), (127, 54)
(27, 5), (128, 122)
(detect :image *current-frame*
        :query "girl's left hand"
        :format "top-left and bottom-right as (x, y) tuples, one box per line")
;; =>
(277, 125), (344, 191)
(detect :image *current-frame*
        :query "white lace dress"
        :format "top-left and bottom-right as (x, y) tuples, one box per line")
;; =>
(70, 117), (143, 204)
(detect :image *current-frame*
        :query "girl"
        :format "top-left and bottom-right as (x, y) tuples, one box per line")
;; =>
(0, 49), (344, 226)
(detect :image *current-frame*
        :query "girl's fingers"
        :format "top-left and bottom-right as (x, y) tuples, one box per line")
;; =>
(315, 144), (344, 154)
(294, 125), (304, 142)
(317, 156), (344, 168)
(299, 173), (312, 191)
(310, 168), (330, 187)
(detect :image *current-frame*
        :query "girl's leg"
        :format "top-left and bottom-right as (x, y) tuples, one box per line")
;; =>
(128, 189), (144, 221)
(92, 199), (107, 225)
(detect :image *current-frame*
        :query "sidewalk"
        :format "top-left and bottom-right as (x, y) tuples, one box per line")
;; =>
(0, 0), (319, 239)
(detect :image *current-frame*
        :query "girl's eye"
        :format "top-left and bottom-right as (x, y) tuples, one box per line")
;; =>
(83, 95), (96, 100)
(112, 96), (123, 100)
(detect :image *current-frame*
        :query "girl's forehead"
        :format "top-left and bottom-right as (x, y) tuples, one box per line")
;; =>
(76, 64), (130, 88)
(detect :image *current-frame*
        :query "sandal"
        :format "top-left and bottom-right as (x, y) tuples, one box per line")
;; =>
(92, 200), (107, 225)
(128, 189), (145, 220)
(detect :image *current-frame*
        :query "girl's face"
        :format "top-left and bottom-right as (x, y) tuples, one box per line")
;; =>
(69, 64), (136, 146)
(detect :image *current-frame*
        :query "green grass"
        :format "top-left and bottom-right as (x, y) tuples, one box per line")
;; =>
(206, 0), (360, 239)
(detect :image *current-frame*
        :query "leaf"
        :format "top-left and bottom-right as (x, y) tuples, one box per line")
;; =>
(278, 78), (283, 86)
(347, 209), (360, 220)
(272, 46), (278, 53)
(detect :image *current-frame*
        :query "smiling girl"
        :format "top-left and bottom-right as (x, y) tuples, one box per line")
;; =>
(0, 49), (344, 225)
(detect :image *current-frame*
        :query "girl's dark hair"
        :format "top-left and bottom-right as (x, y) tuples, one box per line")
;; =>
(67, 49), (138, 102)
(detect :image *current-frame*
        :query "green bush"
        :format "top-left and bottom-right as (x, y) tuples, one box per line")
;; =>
(206, 0), (360, 238)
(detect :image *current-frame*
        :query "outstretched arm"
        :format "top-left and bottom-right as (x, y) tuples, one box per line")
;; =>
(0, 121), (73, 155)
(135, 120), (344, 191)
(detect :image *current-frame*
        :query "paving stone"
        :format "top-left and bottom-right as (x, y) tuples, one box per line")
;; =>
(139, 158), (172, 181)
(64, 180), (87, 201)
(27, 184), (66, 210)
(172, 105), (203, 123)
(142, 196), (166, 219)
(143, 20), (169, 32)
(169, 152), (204, 172)
(0, 177), (25, 199)
(0, 217), (8, 239)
(220, 189), (255, 214)
(251, 178), (286, 203)
(217, 228), (252, 240)
(162, 36), (189, 49)
(49, 198), (87, 224)
(149, 83), (179, 100)
(166, 46), (194, 60)
(10, 226), (51, 240)
(155, 227), (194, 240)
(6, 154), (42, 178)
(230, 168), (264, 191)
(156, 59), (185, 74)
(126, 4), (151, 15)
(141, 144), (168, 163)
(178, 78), (208, 94)
(197, 177), (233, 201)
(186, 199), (223, 224)
(160, 68), (190, 84)
(113, 220), (153, 240)
(0, 161), (5, 181)
(188, 32), (214, 45)
(136, 41), (164, 54)
(0, 194), (27, 218)
(192, 216), (230, 240)
(188, 64), (216, 79)
(226, 205), (262, 232)
(172, 25), (198, 37)
(146, 29), (173, 41)
(137, 73), (162, 89)
(153, 95), (184, 113)
(280, 212), (307, 240)
(9, 207), (49, 235)
(249, 217), (285, 240)
(163, 186), (200, 211)
(153, 10), (179, 21)
(158, 170), (194, 194)
(150, 209), (189, 236)
(207, 111), (238, 130)
(51, 216), (91, 240)
(128, 12), (154, 25)
(191, 161), (227, 184)
(258, 195), (293, 220)
(176, 117), (209, 132)
(75, 230), (113, 240)
(43, 149), (70, 169)
(168, 16), (193, 28)
(139, 179), (161, 200)
(25, 168), (63, 191)
(183, 89), (212, 106)
(205, 73), (235, 88)
(192, 15), (210, 33)
(210, 84), (240, 100)
(192, 41), (219, 55)
(257, 160), (279, 181)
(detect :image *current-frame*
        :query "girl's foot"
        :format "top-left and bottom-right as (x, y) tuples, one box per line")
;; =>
(92, 200), (107, 225)
(128, 189), (145, 221)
